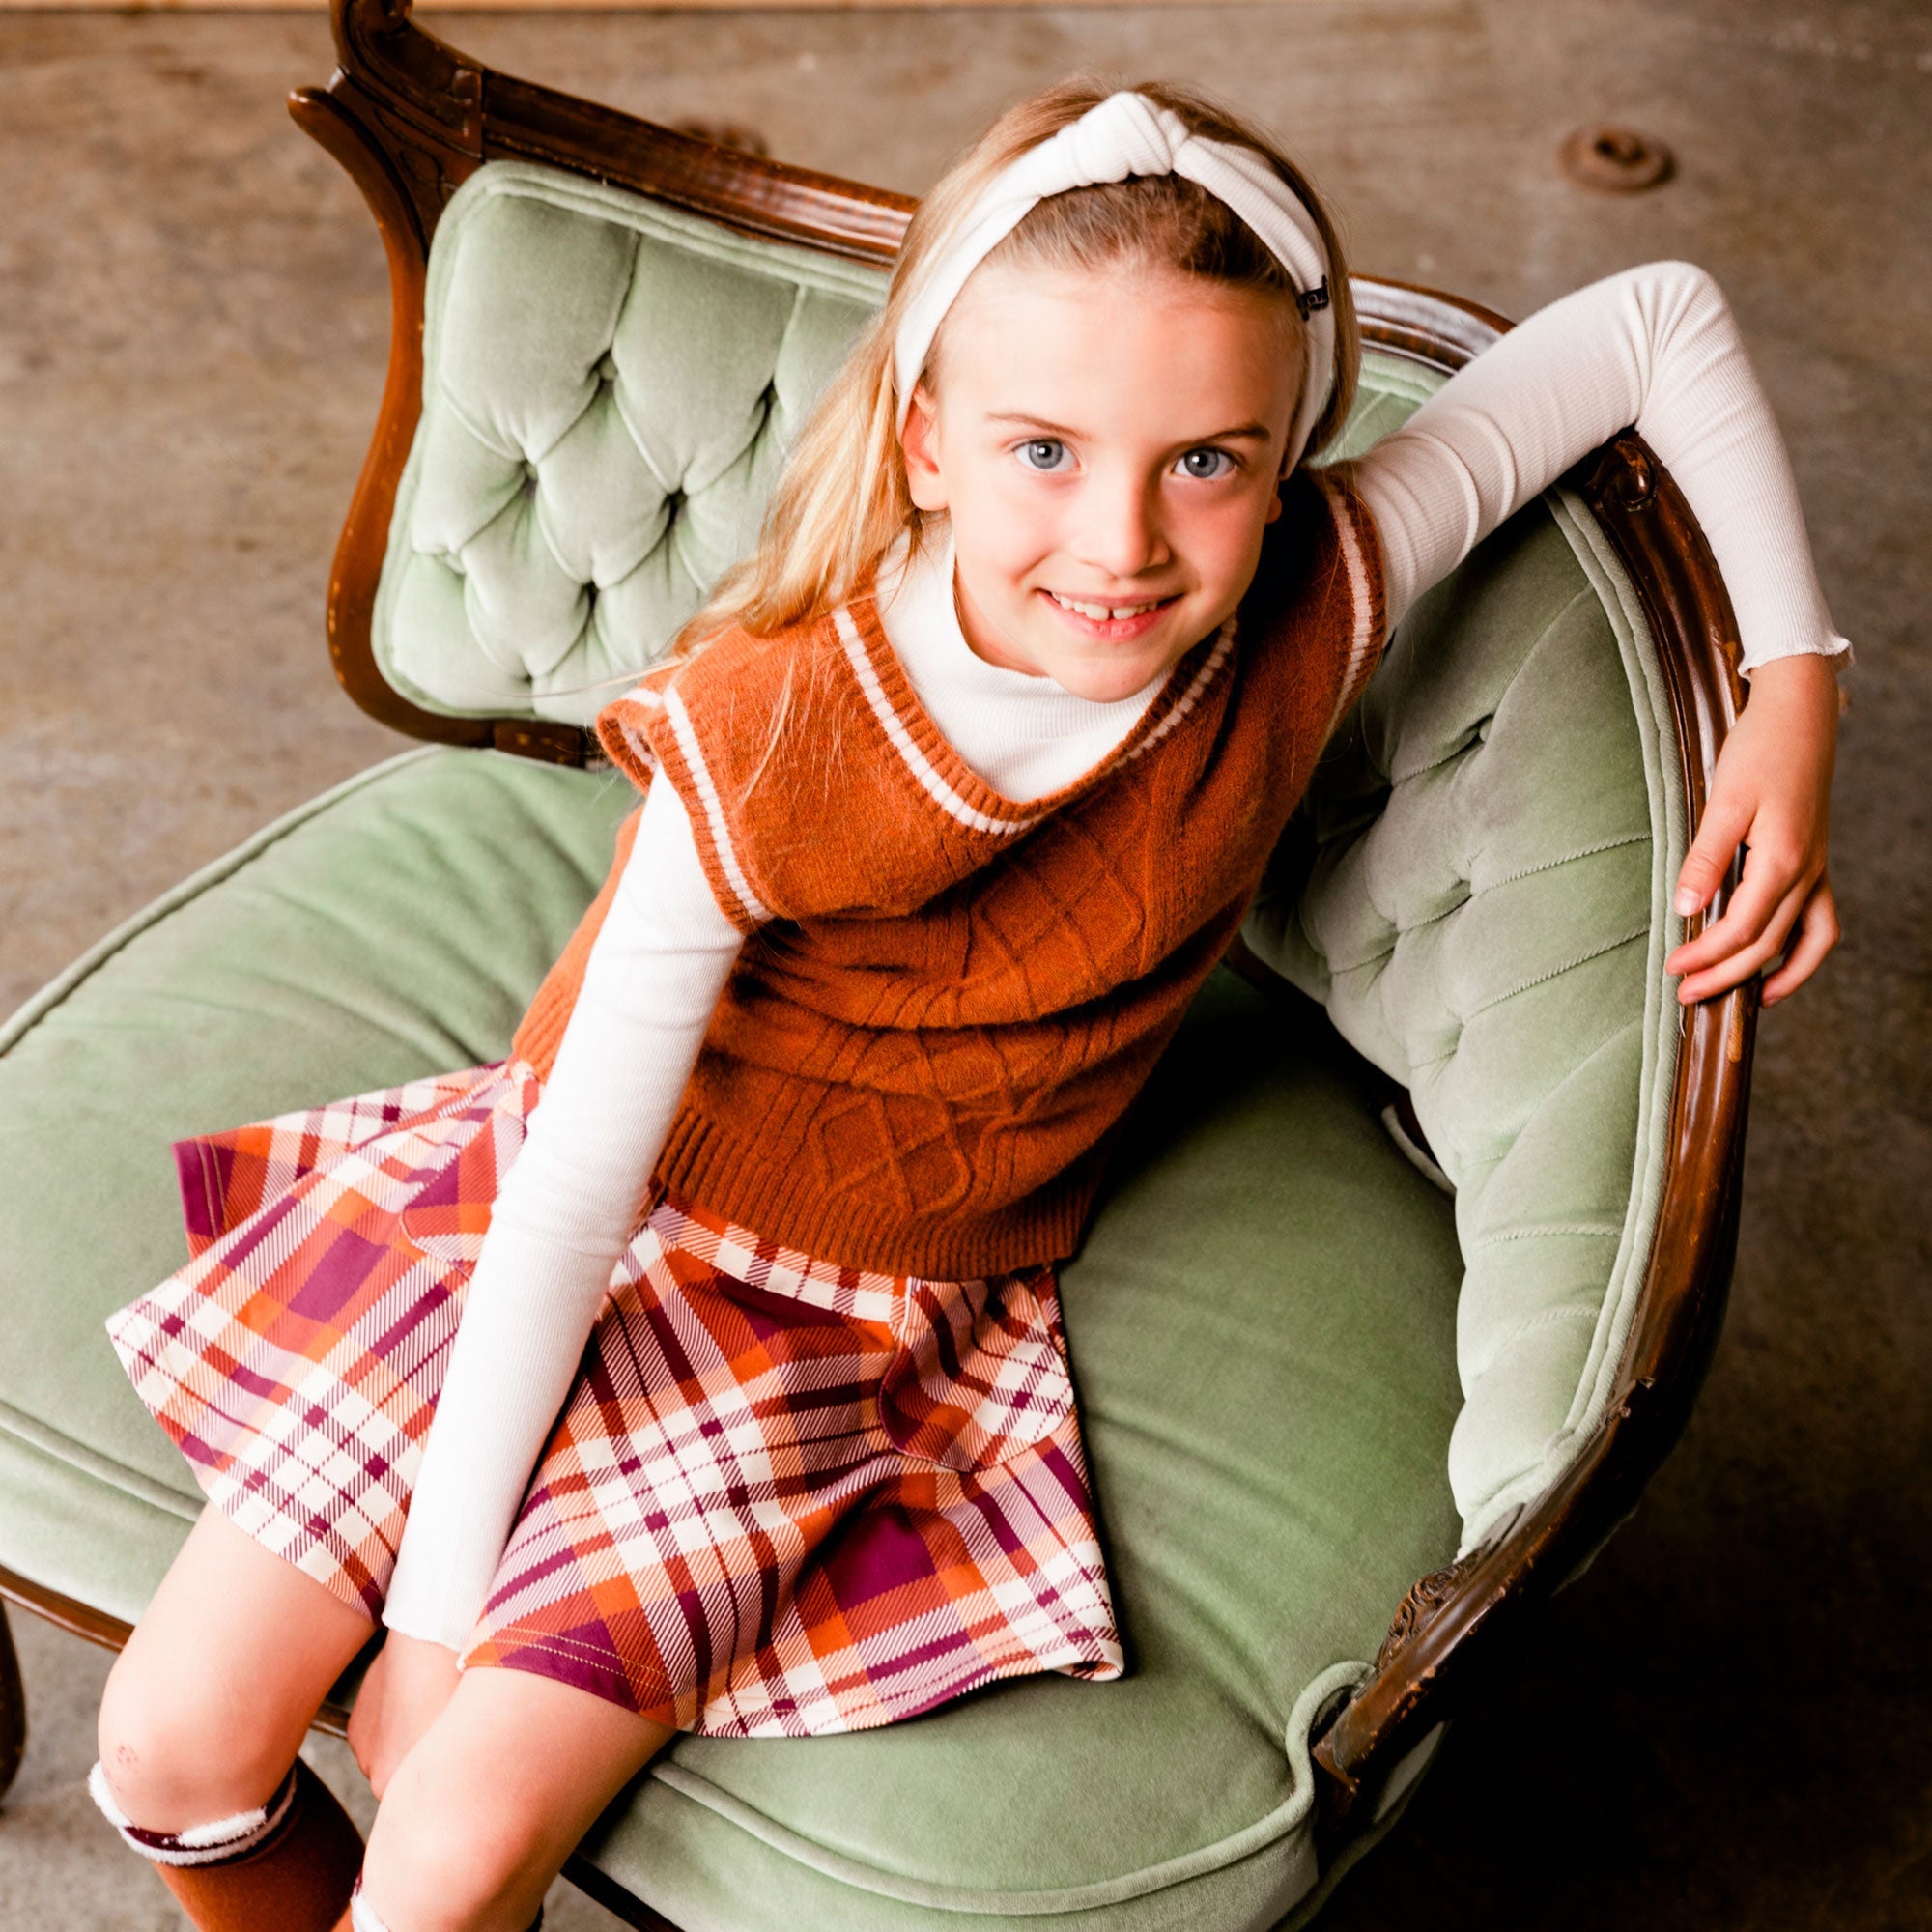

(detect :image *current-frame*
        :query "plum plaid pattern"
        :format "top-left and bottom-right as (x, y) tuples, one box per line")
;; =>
(105, 1062), (1122, 1736)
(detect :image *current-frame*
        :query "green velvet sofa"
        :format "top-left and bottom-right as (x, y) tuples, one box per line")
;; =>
(0, 4), (1760, 1926)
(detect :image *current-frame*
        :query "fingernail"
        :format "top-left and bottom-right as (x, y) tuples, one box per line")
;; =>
(1673, 888), (1700, 917)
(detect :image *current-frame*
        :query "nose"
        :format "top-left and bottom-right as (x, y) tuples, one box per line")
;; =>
(1069, 466), (1171, 582)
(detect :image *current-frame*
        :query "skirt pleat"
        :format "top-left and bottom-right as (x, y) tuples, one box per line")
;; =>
(105, 1060), (1123, 1736)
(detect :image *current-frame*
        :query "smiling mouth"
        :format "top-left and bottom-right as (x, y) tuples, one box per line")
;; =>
(1045, 589), (1179, 621)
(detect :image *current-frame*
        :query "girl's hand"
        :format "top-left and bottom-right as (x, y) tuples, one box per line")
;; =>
(1664, 652), (1841, 1007)
(347, 1631), (463, 1800)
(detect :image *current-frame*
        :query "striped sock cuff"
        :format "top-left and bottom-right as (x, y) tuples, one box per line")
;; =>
(86, 1757), (298, 1868)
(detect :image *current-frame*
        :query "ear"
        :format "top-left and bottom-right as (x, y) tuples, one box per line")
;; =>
(900, 384), (950, 514)
(1264, 460), (1293, 526)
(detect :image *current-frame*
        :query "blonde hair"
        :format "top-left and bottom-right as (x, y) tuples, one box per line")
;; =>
(674, 75), (1359, 659)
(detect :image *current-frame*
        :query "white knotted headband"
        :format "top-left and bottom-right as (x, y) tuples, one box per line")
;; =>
(894, 90), (1337, 474)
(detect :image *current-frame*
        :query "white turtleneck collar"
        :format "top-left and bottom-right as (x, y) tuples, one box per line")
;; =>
(874, 523), (1165, 802)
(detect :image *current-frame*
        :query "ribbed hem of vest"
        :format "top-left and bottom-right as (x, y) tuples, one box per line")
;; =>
(655, 1107), (1094, 1279)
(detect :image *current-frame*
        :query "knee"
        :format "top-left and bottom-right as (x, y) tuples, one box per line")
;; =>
(96, 1644), (293, 1830)
(361, 1766), (545, 1932)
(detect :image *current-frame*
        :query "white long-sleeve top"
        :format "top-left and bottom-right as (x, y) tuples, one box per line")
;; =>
(382, 260), (1849, 1648)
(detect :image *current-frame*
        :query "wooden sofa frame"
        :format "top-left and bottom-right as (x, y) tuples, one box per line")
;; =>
(0, 0), (1756, 1918)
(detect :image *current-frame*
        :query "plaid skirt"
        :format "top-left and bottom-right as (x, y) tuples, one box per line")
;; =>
(105, 1059), (1123, 1737)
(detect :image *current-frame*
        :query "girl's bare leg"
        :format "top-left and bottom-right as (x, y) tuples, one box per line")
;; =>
(97, 1502), (378, 1825)
(359, 1665), (675, 1932)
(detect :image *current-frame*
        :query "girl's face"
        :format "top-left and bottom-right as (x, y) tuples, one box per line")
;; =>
(900, 259), (1304, 704)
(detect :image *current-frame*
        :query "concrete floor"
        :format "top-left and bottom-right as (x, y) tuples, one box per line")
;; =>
(0, 2), (1927, 1927)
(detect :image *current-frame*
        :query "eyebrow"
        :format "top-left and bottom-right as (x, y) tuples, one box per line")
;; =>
(985, 412), (1274, 445)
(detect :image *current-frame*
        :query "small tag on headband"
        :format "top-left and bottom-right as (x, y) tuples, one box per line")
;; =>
(1295, 277), (1331, 319)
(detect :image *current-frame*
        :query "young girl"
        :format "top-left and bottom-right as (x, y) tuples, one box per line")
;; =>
(89, 77), (1845, 1932)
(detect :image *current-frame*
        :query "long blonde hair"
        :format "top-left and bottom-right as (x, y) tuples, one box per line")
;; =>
(674, 75), (1360, 659)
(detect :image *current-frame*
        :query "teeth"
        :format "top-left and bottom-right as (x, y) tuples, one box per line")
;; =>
(1051, 591), (1163, 621)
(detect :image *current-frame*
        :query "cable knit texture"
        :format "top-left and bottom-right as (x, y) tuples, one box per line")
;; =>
(512, 466), (1385, 1275)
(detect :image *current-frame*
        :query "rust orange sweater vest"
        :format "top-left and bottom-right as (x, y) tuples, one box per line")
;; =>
(513, 466), (1386, 1275)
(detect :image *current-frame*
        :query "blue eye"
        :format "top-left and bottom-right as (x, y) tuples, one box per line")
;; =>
(1017, 438), (1068, 472)
(1177, 447), (1236, 480)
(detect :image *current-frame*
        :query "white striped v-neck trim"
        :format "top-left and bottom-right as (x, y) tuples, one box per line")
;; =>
(831, 593), (1239, 841)
(831, 605), (1046, 838)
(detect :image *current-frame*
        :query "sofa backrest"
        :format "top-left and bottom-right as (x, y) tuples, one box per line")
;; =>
(375, 163), (887, 725)
(1245, 403), (1685, 1556)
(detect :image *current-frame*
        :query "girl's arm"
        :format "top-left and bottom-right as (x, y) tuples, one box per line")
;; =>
(380, 777), (745, 1654)
(1348, 259), (1847, 1002)
(1351, 260), (1848, 664)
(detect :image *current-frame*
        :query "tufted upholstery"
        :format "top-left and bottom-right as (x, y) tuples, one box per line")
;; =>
(1246, 467), (1685, 1556)
(376, 165), (888, 724)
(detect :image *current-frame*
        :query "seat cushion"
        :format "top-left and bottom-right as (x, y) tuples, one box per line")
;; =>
(0, 749), (638, 1617)
(0, 745), (1461, 1928)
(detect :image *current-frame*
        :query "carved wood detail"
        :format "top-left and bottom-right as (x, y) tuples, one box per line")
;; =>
(1373, 1551), (1484, 1675)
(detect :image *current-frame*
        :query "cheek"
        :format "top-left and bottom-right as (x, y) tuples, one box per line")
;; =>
(970, 481), (1059, 581)
(1180, 497), (1273, 593)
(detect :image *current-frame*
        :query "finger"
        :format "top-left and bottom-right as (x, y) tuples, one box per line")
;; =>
(1667, 847), (1808, 978)
(1676, 877), (1809, 1004)
(1673, 792), (1756, 919)
(1762, 881), (1841, 1005)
